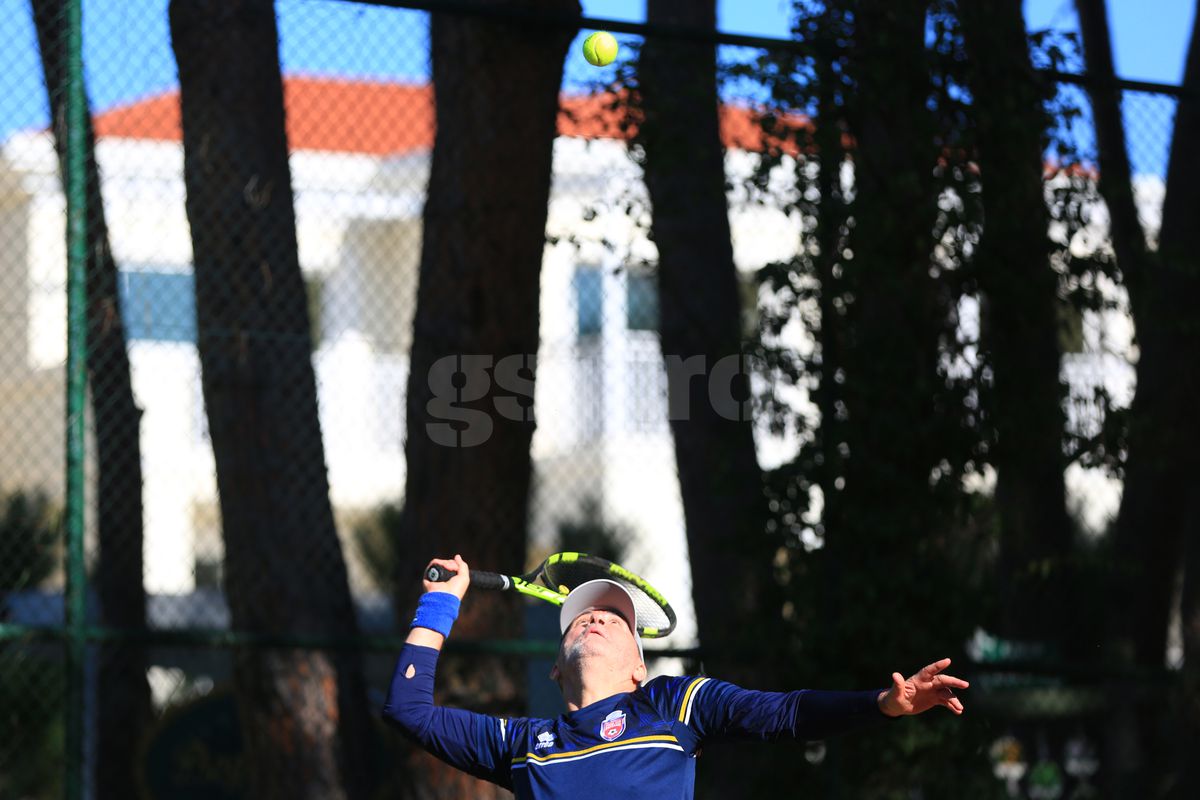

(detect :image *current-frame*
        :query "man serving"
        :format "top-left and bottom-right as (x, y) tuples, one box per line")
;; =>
(384, 555), (968, 799)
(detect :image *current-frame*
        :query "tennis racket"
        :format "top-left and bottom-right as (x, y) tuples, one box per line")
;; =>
(427, 551), (676, 638)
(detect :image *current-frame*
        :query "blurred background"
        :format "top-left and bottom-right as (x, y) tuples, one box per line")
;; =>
(0, 0), (1196, 797)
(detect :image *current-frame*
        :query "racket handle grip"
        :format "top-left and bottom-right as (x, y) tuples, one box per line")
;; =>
(425, 566), (509, 591)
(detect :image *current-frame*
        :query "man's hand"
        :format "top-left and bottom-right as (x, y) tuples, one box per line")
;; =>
(423, 554), (470, 599)
(877, 658), (968, 717)
(406, 555), (471, 651)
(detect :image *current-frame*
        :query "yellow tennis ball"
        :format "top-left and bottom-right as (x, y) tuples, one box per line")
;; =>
(582, 31), (618, 67)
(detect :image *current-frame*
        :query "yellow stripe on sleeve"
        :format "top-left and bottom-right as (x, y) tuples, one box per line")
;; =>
(678, 677), (708, 723)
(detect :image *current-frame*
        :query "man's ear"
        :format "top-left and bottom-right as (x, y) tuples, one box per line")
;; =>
(549, 663), (561, 683)
(632, 661), (647, 684)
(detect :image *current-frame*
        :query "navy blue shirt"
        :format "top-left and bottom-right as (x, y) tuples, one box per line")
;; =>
(383, 644), (888, 799)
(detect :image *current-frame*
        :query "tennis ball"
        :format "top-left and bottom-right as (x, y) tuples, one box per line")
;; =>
(582, 31), (618, 67)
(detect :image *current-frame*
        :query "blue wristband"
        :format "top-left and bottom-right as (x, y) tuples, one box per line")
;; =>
(411, 591), (461, 637)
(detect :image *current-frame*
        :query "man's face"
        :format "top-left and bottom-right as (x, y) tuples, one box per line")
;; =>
(556, 607), (642, 675)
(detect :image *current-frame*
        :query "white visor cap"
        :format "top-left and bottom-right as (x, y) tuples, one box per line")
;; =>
(559, 579), (644, 663)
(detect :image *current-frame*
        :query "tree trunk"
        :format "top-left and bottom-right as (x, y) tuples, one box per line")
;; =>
(1118, 0), (1200, 672)
(169, 2), (374, 797)
(957, 0), (1072, 647)
(1075, 0), (1151, 312)
(395, 4), (576, 793)
(1073, 4), (1165, 794)
(398, 0), (576, 612)
(636, 1), (784, 794)
(1181, 491), (1200, 797)
(30, 2), (152, 796)
(637, 0), (779, 684)
(830, 0), (949, 673)
(1105, 7), (1200, 794)
(811, 10), (851, 518)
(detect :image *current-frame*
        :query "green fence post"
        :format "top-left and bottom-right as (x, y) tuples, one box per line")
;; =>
(63, 0), (88, 797)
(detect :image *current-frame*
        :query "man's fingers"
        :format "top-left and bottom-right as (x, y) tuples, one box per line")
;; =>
(934, 674), (970, 690)
(890, 662), (970, 716)
(936, 686), (964, 714)
(424, 556), (468, 583)
(918, 657), (952, 677)
(423, 555), (472, 600)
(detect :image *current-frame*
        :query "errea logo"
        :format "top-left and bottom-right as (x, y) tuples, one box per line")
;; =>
(535, 731), (557, 750)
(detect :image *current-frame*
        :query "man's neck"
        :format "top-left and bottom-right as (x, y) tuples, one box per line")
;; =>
(561, 669), (638, 711)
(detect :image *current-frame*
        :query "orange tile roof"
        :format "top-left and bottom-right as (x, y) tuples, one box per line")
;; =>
(92, 76), (809, 157)
(94, 78), (435, 155)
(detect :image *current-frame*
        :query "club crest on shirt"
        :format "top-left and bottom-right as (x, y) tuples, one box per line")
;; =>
(535, 731), (557, 750)
(600, 710), (627, 742)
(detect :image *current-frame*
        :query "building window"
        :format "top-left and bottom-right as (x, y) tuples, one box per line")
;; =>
(305, 275), (325, 347)
(119, 270), (197, 343)
(119, 269), (325, 347)
(629, 356), (668, 433)
(574, 267), (603, 337)
(626, 272), (658, 332)
(578, 346), (604, 440)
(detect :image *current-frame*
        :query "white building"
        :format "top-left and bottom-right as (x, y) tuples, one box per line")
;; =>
(0, 79), (801, 649)
(0, 77), (1139, 646)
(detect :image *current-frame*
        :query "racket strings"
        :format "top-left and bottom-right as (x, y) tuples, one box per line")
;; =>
(627, 591), (672, 633)
(542, 559), (673, 635)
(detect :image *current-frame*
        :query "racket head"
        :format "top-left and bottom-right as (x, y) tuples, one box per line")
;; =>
(537, 552), (676, 639)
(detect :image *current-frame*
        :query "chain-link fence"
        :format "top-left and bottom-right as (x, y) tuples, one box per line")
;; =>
(0, 0), (1189, 798)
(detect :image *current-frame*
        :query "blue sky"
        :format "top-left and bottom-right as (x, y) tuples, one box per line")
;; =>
(596, 0), (1196, 85)
(713, 0), (1196, 85)
(0, 0), (1194, 164)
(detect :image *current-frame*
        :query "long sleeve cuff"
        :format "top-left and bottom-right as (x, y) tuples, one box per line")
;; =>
(792, 688), (892, 739)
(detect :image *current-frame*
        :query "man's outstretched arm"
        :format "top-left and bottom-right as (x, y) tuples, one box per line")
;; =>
(679, 658), (969, 743)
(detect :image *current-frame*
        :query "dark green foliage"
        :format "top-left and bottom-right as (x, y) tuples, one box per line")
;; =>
(0, 491), (64, 799)
(0, 648), (65, 800)
(719, 0), (1138, 795)
(0, 490), (60, 592)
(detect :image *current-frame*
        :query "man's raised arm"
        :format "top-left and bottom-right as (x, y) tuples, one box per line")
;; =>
(381, 556), (518, 788)
(382, 554), (471, 733)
